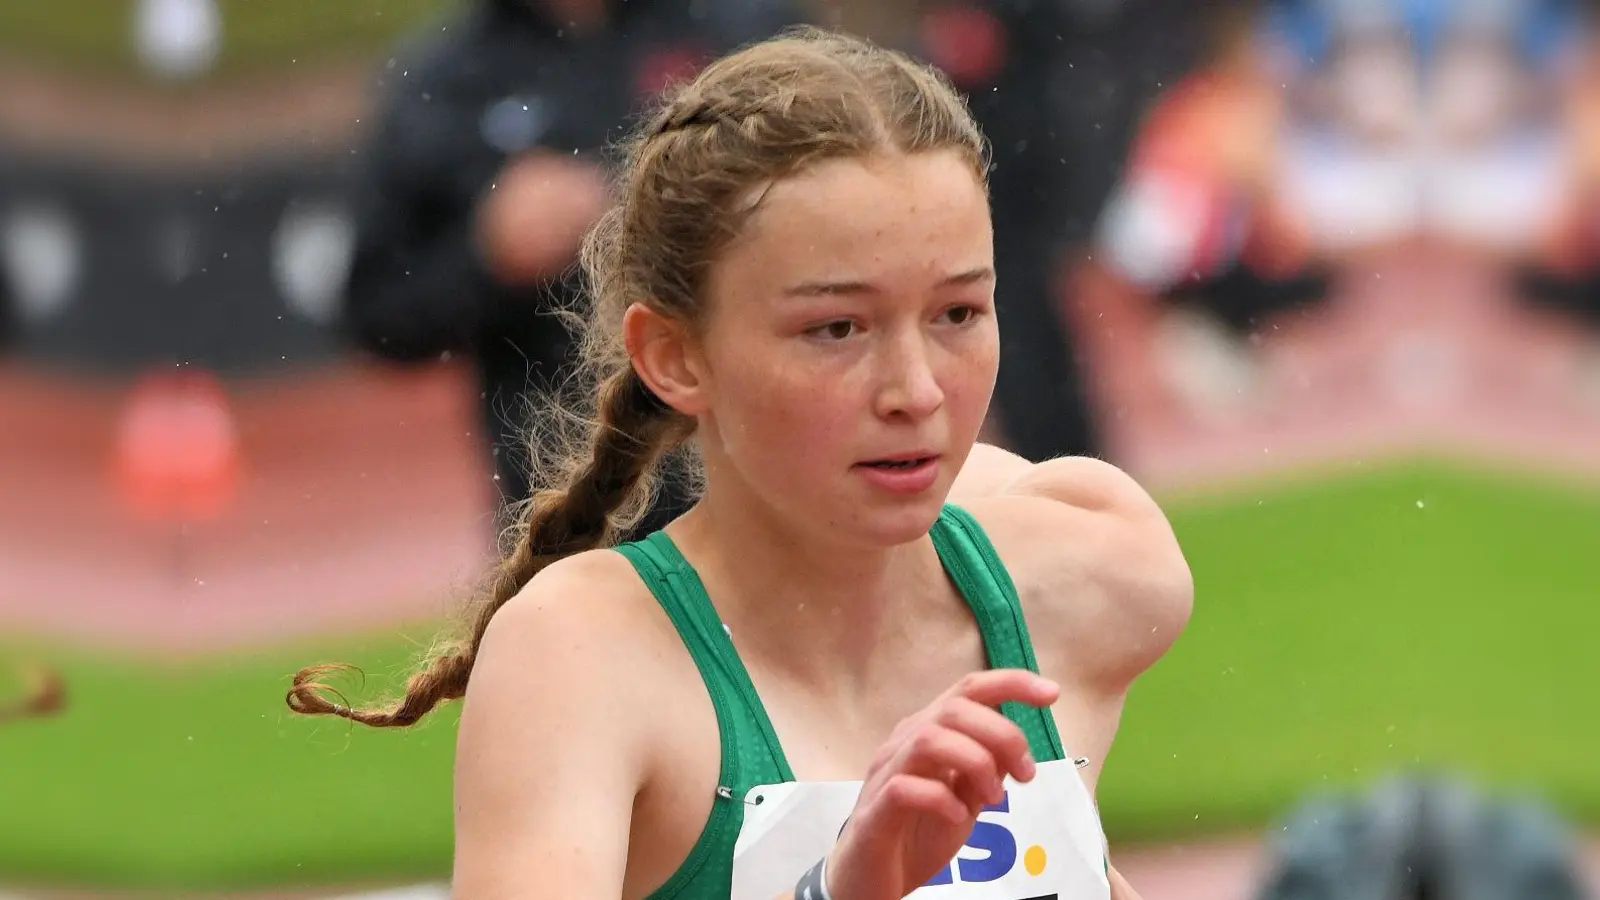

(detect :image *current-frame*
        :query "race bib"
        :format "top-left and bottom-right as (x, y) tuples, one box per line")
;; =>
(730, 759), (1109, 900)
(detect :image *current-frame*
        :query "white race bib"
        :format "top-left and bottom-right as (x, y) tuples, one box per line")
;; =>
(731, 759), (1110, 900)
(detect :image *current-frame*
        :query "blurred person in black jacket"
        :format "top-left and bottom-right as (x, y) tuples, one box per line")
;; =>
(962, 0), (1107, 463)
(343, 0), (800, 534)
(0, 251), (11, 352)
(915, 0), (1221, 462)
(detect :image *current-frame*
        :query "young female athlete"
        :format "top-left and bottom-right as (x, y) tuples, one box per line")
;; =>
(289, 27), (1192, 900)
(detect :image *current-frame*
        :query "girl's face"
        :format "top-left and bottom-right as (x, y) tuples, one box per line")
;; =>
(687, 150), (999, 546)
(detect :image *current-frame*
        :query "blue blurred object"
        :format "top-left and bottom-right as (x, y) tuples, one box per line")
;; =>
(1260, 0), (1582, 69)
(1253, 772), (1589, 900)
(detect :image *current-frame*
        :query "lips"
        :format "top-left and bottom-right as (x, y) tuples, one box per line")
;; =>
(856, 451), (939, 469)
(853, 453), (942, 494)
(857, 456), (937, 470)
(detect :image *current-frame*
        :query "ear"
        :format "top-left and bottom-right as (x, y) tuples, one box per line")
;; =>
(622, 302), (709, 416)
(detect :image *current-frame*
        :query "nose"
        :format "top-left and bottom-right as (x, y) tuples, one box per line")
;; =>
(873, 330), (945, 421)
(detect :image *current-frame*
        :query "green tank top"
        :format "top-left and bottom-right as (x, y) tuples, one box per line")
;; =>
(613, 503), (1069, 900)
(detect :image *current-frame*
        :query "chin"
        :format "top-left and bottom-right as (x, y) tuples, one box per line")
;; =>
(845, 494), (950, 547)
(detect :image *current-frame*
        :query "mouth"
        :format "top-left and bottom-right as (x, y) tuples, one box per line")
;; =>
(852, 452), (942, 494)
(855, 454), (940, 470)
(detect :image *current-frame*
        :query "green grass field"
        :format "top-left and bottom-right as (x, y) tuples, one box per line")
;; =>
(0, 0), (449, 79)
(2, 457), (1597, 891)
(0, 630), (460, 891)
(1100, 458), (1600, 839)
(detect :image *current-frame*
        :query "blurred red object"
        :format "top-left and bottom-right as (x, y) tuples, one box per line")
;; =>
(634, 42), (709, 98)
(920, 3), (1006, 88)
(1101, 68), (1313, 288)
(113, 368), (241, 524)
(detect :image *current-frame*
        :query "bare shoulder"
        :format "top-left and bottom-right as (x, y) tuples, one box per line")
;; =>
(462, 547), (673, 764)
(476, 548), (669, 666)
(452, 549), (673, 897)
(961, 455), (1194, 692)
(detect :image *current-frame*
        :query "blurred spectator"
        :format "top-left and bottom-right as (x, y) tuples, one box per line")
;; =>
(0, 175), (12, 352)
(785, 0), (1153, 461)
(1072, 0), (1600, 425)
(0, 242), (12, 352)
(1265, 0), (1574, 262)
(1063, 0), (1321, 424)
(1516, 3), (1600, 397)
(933, 0), (1106, 461)
(342, 0), (801, 533)
(906, 0), (1216, 461)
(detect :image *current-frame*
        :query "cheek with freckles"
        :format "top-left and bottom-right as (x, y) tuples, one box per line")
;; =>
(714, 357), (861, 484)
(951, 338), (999, 439)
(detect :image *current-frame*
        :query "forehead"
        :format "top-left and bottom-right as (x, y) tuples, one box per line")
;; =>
(716, 151), (992, 294)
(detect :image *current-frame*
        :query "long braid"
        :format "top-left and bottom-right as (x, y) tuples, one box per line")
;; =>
(285, 370), (689, 727)
(287, 26), (985, 730)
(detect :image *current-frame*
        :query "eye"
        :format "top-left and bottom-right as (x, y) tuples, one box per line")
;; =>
(806, 319), (858, 341)
(940, 304), (982, 326)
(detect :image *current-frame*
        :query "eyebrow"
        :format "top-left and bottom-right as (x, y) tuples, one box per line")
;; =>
(780, 266), (995, 297)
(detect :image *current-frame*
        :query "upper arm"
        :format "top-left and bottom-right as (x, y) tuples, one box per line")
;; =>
(1007, 456), (1171, 522)
(948, 443), (1035, 504)
(451, 554), (651, 899)
(994, 457), (1194, 691)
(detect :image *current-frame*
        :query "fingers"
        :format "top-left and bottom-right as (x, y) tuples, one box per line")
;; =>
(889, 696), (1039, 807)
(880, 773), (971, 825)
(864, 669), (1059, 827)
(895, 725), (1007, 809)
(871, 669), (1054, 784)
(942, 669), (1060, 711)
(935, 696), (1038, 783)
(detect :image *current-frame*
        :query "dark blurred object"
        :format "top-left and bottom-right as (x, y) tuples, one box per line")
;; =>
(916, 0), (1228, 462)
(1255, 773), (1588, 900)
(1517, 266), (1600, 334)
(0, 151), (351, 378)
(342, 0), (803, 526)
(0, 218), (13, 352)
(1165, 261), (1330, 337)
(939, 0), (1101, 461)
(989, 0), (1264, 460)
(1517, 2), (1600, 332)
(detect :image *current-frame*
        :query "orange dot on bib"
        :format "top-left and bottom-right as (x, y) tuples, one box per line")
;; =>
(1023, 844), (1047, 876)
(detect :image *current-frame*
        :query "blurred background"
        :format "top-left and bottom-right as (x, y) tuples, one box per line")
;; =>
(1, 0), (1598, 897)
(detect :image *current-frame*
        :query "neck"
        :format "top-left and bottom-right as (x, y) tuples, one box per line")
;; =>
(668, 480), (947, 687)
